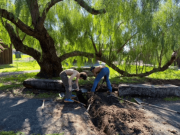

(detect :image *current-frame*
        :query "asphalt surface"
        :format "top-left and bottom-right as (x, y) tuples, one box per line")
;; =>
(141, 98), (180, 135)
(0, 95), (96, 135)
(0, 95), (43, 134)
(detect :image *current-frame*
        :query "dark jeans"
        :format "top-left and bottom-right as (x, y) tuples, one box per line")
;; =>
(60, 71), (72, 99)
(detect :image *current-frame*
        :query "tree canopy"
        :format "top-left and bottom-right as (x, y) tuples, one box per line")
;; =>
(0, 0), (180, 77)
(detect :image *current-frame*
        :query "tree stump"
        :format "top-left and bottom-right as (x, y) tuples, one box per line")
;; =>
(23, 79), (77, 91)
(118, 84), (180, 97)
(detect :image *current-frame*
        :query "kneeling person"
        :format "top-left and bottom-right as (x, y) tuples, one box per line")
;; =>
(60, 69), (87, 102)
(90, 65), (112, 95)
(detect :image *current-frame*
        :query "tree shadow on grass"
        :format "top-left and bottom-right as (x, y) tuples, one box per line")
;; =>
(0, 64), (14, 69)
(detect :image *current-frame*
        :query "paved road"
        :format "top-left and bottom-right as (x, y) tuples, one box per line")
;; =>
(0, 95), (97, 135)
(0, 96), (43, 134)
(141, 99), (180, 135)
(0, 70), (40, 77)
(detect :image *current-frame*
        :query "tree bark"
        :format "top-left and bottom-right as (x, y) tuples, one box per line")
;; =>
(0, 1), (106, 78)
(5, 22), (62, 78)
(37, 57), (63, 78)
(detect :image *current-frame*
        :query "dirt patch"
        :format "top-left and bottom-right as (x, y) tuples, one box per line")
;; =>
(88, 93), (153, 135)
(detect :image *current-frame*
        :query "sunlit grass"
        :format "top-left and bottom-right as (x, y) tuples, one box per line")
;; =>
(1, 55), (180, 81)
(0, 131), (64, 135)
(164, 97), (180, 101)
(0, 131), (26, 135)
(36, 93), (59, 98)
(1, 58), (180, 93)
(13, 54), (31, 60)
(149, 69), (180, 79)
(0, 73), (39, 91)
(107, 65), (180, 80)
(0, 60), (40, 73)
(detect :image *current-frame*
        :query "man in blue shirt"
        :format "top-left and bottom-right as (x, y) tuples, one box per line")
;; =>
(90, 65), (112, 96)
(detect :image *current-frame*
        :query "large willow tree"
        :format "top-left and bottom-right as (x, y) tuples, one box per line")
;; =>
(0, 0), (180, 77)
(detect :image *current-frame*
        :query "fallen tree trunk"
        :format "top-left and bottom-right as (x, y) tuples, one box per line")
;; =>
(23, 79), (77, 91)
(119, 84), (180, 97)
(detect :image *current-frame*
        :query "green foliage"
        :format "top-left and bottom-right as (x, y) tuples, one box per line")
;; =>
(1, 0), (180, 76)
(0, 72), (38, 90)
(46, 133), (64, 135)
(0, 131), (64, 135)
(0, 60), (40, 73)
(0, 131), (25, 135)
(164, 96), (180, 101)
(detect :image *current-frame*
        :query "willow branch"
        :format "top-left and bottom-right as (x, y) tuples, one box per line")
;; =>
(117, 32), (137, 53)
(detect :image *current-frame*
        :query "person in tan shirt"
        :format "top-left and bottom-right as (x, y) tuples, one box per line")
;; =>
(90, 65), (112, 95)
(60, 69), (87, 102)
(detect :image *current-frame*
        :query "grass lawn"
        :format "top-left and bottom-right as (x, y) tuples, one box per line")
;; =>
(13, 54), (31, 59)
(0, 131), (64, 135)
(0, 54), (40, 73)
(1, 54), (180, 81)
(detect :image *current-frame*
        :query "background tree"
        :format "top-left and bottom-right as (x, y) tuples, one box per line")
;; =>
(0, 0), (180, 78)
(0, 39), (5, 53)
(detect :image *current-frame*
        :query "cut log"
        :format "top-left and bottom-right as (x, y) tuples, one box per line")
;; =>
(119, 84), (180, 98)
(23, 78), (77, 91)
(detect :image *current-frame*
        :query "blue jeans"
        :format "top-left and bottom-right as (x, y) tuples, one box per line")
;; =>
(91, 67), (112, 92)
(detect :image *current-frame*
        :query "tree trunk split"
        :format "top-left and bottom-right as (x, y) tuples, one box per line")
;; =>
(118, 84), (180, 97)
(37, 61), (63, 78)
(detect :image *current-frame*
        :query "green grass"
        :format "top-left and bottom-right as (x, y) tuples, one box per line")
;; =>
(130, 98), (136, 103)
(0, 131), (64, 135)
(149, 69), (180, 79)
(107, 64), (180, 80)
(0, 67), (180, 92)
(0, 54), (40, 73)
(0, 61), (40, 73)
(0, 84), (22, 90)
(118, 96), (124, 103)
(0, 73), (39, 91)
(163, 97), (180, 101)
(13, 54), (31, 60)
(36, 93), (59, 98)
(46, 133), (64, 135)
(0, 131), (25, 135)
(1, 54), (180, 81)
